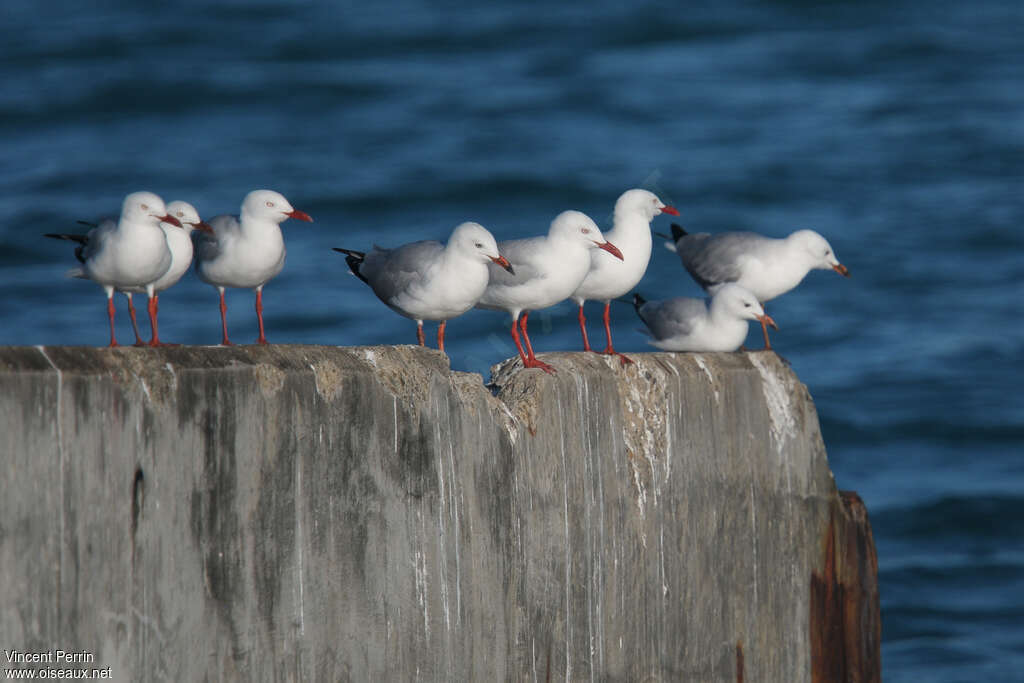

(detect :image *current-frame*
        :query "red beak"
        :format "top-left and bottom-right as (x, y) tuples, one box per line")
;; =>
(833, 263), (850, 277)
(490, 255), (515, 274)
(597, 240), (624, 260)
(159, 214), (182, 228)
(759, 314), (779, 331)
(193, 220), (214, 234)
(660, 205), (680, 216)
(286, 209), (313, 222)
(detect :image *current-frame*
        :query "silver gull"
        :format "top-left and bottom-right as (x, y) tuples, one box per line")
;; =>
(45, 191), (179, 347)
(665, 223), (848, 349)
(570, 188), (679, 364)
(116, 201), (212, 345)
(333, 221), (513, 352)
(476, 210), (623, 374)
(194, 189), (313, 345)
(633, 283), (778, 352)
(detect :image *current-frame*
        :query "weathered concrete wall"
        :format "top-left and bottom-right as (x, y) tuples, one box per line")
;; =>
(0, 345), (879, 682)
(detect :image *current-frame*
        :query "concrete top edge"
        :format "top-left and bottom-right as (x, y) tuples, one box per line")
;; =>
(0, 344), (797, 390)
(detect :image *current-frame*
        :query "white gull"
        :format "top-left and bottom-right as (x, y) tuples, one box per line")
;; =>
(45, 191), (178, 347)
(664, 223), (849, 348)
(194, 189), (313, 345)
(633, 283), (778, 352)
(115, 200), (212, 345)
(570, 188), (679, 364)
(333, 222), (513, 352)
(476, 210), (623, 374)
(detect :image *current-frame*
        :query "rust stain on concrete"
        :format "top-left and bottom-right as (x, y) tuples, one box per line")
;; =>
(810, 491), (881, 683)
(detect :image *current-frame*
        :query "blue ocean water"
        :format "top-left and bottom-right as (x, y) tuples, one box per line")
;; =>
(2, 1), (1022, 678)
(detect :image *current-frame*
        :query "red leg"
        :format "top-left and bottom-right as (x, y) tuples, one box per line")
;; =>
(219, 289), (233, 346)
(577, 303), (592, 352)
(437, 320), (446, 353)
(601, 301), (633, 365)
(255, 289), (268, 344)
(416, 321), (425, 346)
(149, 295), (180, 346)
(519, 311), (555, 374)
(106, 296), (119, 348)
(146, 295), (162, 347)
(509, 318), (530, 364)
(760, 302), (772, 350)
(126, 295), (145, 346)
(519, 312), (535, 359)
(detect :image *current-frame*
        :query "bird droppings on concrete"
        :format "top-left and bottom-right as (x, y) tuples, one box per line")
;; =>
(309, 360), (345, 402)
(749, 352), (798, 449)
(254, 363), (286, 397)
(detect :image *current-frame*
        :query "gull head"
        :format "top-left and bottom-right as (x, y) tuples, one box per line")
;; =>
(242, 189), (314, 224)
(165, 200), (213, 233)
(549, 210), (624, 260)
(792, 229), (849, 277)
(121, 191), (180, 228)
(615, 188), (680, 222)
(450, 221), (513, 273)
(718, 284), (778, 329)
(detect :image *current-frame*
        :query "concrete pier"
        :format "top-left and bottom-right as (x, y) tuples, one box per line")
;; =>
(0, 345), (879, 681)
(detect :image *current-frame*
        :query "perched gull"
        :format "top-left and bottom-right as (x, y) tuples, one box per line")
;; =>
(113, 200), (210, 344)
(664, 223), (849, 349)
(476, 210), (623, 374)
(570, 188), (679, 364)
(333, 222), (513, 352)
(45, 191), (179, 347)
(194, 189), (312, 345)
(633, 284), (778, 352)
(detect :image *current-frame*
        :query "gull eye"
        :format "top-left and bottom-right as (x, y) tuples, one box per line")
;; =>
(140, 203), (149, 211)
(266, 201), (275, 208)
(581, 228), (591, 234)
(825, 249), (832, 256)
(176, 210), (184, 217)
(474, 242), (484, 248)
(744, 303), (751, 308)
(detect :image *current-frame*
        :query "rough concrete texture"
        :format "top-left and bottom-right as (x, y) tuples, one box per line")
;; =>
(0, 345), (879, 682)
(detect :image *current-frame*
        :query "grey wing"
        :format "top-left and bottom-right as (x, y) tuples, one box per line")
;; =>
(485, 237), (545, 287)
(677, 232), (765, 289)
(640, 297), (708, 340)
(193, 214), (239, 263)
(192, 229), (220, 264)
(77, 219), (116, 262)
(361, 240), (444, 303)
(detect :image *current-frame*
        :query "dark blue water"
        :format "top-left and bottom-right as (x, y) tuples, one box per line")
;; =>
(3, 1), (1022, 678)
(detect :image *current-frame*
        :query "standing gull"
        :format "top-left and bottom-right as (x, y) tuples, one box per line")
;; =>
(194, 189), (313, 345)
(570, 188), (679, 364)
(633, 283), (777, 352)
(665, 224), (849, 349)
(476, 210), (623, 374)
(333, 222), (513, 352)
(45, 191), (178, 347)
(115, 201), (212, 345)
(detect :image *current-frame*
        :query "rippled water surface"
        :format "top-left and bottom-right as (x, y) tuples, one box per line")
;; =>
(2, 1), (1023, 678)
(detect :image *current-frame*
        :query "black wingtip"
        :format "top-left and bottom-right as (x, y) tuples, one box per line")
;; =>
(633, 292), (647, 311)
(43, 233), (89, 244)
(670, 223), (687, 242)
(333, 247), (370, 285)
(76, 220), (98, 228)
